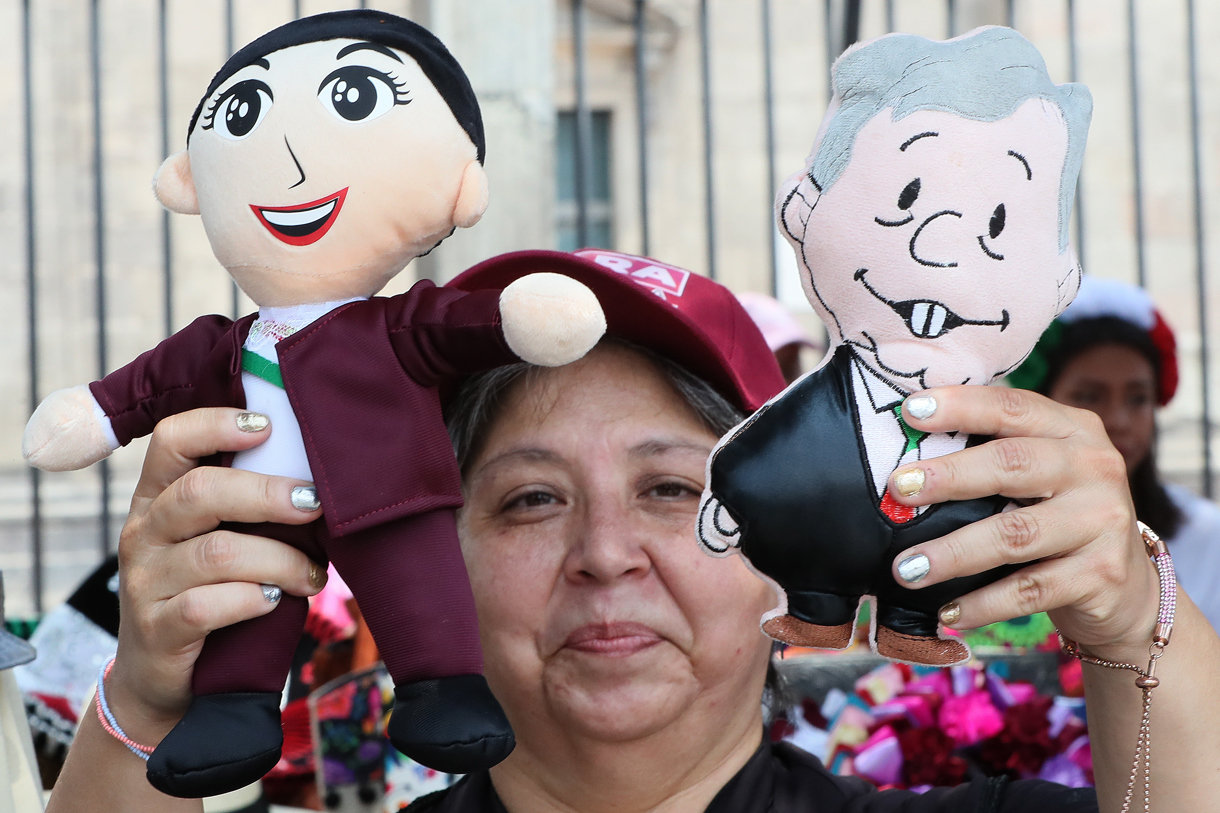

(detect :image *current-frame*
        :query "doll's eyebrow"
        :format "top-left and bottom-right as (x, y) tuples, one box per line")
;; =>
(336, 41), (403, 63)
(899, 131), (938, 151)
(1007, 150), (1032, 180)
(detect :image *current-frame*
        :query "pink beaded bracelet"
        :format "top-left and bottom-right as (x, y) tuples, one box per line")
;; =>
(95, 658), (155, 761)
(1058, 521), (1176, 813)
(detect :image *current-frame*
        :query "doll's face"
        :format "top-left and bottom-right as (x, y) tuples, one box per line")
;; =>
(184, 39), (482, 306)
(780, 99), (1079, 389)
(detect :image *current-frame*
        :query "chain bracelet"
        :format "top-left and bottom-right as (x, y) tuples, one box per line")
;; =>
(1057, 521), (1175, 813)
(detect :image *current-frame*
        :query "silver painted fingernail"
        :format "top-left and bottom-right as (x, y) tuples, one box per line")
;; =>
(905, 395), (937, 421)
(897, 553), (930, 584)
(236, 412), (270, 432)
(291, 486), (320, 512)
(262, 584), (282, 604)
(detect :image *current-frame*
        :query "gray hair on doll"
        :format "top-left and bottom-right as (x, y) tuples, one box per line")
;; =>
(810, 26), (1092, 252)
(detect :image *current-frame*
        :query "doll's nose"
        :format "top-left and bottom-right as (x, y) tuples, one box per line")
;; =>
(284, 137), (306, 189)
(909, 210), (963, 268)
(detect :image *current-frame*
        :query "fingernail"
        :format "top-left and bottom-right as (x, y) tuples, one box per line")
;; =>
(308, 561), (327, 590)
(291, 486), (320, 512)
(905, 395), (937, 421)
(262, 584), (282, 604)
(897, 553), (930, 584)
(894, 467), (925, 497)
(939, 601), (962, 627)
(236, 412), (270, 432)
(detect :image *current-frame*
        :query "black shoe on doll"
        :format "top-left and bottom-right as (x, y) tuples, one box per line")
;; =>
(145, 691), (282, 798)
(387, 674), (515, 773)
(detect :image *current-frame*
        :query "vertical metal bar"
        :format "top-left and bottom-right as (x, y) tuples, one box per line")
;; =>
(293, 0), (301, 19)
(572, 0), (591, 248)
(159, 0), (173, 337)
(226, 0), (240, 317)
(90, 0), (112, 558)
(1186, 0), (1212, 497)
(22, 0), (44, 615)
(762, 0), (778, 296)
(1006, 0), (1015, 28)
(358, 0), (367, 9)
(699, 0), (716, 279)
(946, 0), (956, 37)
(885, 0), (894, 32)
(1066, 0), (1085, 270)
(1126, 0), (1147, 287)
(842, 0), (861, 50)
(633, 0), (651, 256)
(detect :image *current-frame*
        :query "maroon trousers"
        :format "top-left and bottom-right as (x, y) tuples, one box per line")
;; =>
(191, 509), (484, 696)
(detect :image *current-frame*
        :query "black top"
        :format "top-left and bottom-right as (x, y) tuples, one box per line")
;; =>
(406, 741), (1098, 813)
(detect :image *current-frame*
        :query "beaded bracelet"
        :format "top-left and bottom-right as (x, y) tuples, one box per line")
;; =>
(1058, 521), (1176, 813)
(95, 658), (155, 761)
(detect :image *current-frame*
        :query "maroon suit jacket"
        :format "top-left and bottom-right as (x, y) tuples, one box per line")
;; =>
(90, 280), (515, 537)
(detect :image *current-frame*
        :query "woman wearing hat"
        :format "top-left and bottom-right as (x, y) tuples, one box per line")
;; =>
(1009, 275), (1220, 630)
(49, 251), (1220, 812)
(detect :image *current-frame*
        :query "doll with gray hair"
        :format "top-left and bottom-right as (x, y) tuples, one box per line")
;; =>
(699, 27), (1091, 667)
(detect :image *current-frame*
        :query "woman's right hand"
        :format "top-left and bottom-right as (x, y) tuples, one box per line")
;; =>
(105, 408), (325, 745)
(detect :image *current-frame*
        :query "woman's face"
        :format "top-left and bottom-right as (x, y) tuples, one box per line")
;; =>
(1047, 342), (1157, 474)
(458, 344), (775, 748)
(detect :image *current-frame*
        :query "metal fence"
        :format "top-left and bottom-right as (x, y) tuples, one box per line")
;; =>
(4, 0), (1218, 616)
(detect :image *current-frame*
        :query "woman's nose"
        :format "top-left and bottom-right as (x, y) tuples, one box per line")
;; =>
(563, 501), (652, 584)
(909, 210), (963, 268)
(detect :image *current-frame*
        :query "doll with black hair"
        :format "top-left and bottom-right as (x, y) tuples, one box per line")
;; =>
(22, 9), (605, 798)
(1010, 275), (1220, 631)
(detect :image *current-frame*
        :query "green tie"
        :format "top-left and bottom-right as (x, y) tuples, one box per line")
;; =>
(242, 349), (284, 389)
(893, 404), (928, 455)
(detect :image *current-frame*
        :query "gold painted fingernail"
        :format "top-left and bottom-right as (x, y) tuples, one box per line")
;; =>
(308, 561), (327, 590)
(894, 467), (925, 497)
(939, 601), (962, 627)
(291, 486), (320, 512)
(236, 412), (270, 432)
(905, 395), (937, 421)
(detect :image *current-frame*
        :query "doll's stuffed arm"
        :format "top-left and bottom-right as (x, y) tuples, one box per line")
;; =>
(22, 386), (119, 472)
(499, 273), (606, 367)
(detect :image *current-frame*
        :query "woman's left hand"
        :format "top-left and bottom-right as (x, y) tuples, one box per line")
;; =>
(886, 385), (1159, 656)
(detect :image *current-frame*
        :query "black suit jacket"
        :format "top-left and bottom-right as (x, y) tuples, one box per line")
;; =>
(707, 346), (1014, 616)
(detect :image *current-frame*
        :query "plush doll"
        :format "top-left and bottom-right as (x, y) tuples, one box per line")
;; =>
(697, 27), (1091, 667)
(21, 10), (606, 798)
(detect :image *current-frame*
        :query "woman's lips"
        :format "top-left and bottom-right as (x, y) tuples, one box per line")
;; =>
(563, 622), (664, 656)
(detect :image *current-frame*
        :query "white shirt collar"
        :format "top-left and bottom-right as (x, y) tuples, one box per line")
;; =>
(850, 351), (907, 414)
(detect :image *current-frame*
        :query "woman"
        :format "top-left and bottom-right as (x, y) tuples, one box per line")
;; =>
(47, 251), (1220, 812)
(1011, 275), (1220, 630)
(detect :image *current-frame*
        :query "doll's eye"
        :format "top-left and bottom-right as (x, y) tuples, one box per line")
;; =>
(318, 66), (408, 123)
(989, 203), (1006, 239)
(898, 178), (921, 210)
(207, 80), (273, 140)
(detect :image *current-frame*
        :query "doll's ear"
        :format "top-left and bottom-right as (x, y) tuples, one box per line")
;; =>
(452, 160), (489, 229)
(152, 151), (200, 215)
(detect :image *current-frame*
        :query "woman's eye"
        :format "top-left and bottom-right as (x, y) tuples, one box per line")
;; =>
(209, 80), (273, 140)
(989, 203), (1006, 239)
(505, 490), (559, 511)
(646, 481), (697, 500)
(318, 66), (404, 122)
(898, 178), (921, 210)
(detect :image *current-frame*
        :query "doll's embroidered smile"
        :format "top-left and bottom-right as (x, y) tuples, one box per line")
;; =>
(854, 269), (1009, 339)
(251, 187), (349, 246)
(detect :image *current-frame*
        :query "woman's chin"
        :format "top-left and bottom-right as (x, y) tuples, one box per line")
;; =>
(541, 650), (698, 743)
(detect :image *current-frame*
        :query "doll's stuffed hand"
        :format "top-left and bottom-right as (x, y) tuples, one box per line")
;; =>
(23, 385), (117, 472)
(499, 273), (606, 366)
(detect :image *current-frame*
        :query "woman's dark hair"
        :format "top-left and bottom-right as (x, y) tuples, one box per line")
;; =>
(1040, 316), (1183, 538)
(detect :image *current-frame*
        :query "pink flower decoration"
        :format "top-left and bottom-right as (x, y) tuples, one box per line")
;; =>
(938, 689), (1005, 746)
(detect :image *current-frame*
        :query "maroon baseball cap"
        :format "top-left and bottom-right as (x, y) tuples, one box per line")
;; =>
(447, 249), (785, 412)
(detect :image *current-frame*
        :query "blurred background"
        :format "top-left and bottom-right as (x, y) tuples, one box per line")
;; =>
(2, 0), (1219, 618)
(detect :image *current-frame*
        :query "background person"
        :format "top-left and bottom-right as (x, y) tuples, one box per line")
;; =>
(1009, 274), (1220, 630)
(45, 252), (1220, 812)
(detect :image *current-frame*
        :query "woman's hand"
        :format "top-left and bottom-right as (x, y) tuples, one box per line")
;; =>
(886, 385), (1159, 658)
(106, 408), (325, 744)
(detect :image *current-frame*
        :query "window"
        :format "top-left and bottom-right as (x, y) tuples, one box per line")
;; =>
(556, 110), (613, 251)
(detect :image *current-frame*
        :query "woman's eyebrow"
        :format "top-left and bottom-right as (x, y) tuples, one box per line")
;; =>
(336, 41), (403, 63)
(471, 447), (565, 477)
(629, 438), (714, 460)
